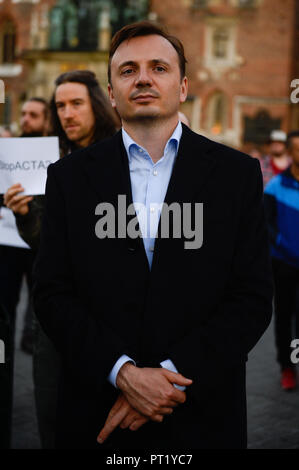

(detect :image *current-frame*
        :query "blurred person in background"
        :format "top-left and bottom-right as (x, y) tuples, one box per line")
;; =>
(0, 98), (49, 355)
(0, 126), (13, 138)
(0, 127), (13, 215)
(260, 130), (291, 187)
(264, 130), (299, 391)
(0, 97), (49, 449)
(248, 148), (262, 161)
(4, 70), (118, 448)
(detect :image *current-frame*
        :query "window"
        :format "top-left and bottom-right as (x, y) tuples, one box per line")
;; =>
(0, 21), (16, 64)
(207, 92), (228, 136)
(204, 20), (237, 70)
(212, 28), (229, 59)
(239, 0), (255, 6)
(193, 0), (209, 7)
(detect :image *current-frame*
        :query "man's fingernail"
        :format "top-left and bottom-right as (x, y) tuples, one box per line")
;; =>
(97, 437), (103, 444)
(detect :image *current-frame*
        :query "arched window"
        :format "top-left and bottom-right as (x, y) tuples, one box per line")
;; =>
(0, 20), (16, 64)
(207, 92), (228, 135)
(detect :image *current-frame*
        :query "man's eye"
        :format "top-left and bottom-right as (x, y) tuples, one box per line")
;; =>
(122, 69), (134, 75)
(155, 66), (166, 72)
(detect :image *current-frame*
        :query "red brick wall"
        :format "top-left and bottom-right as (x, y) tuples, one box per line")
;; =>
(150, 0), (297, 139)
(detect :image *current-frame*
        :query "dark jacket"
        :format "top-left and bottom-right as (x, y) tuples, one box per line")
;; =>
(33, 125), (273, 449)
(14, 196), (45, 252)
(264, 167), (299, 269)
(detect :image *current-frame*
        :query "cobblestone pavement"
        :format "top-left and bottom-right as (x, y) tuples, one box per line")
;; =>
(11, 281), (299, 449)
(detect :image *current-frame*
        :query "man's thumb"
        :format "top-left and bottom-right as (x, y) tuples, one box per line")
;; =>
(165, 370), (193, 385)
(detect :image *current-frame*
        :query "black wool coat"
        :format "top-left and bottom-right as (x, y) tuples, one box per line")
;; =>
(33, 124), (273, 449)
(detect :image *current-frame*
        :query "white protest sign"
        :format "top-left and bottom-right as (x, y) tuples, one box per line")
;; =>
(0, 207), (30, 249)
(0, 137), (59, 195)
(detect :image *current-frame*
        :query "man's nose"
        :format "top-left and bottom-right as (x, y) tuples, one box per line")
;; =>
(21, 117), (29, 127)
(135, 68), (153, 87)
(64, 105), (75, 119)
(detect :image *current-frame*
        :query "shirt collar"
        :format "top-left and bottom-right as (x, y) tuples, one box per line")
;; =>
(122, 121), (182, 163)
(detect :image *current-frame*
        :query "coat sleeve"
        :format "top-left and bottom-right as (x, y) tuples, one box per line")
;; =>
(167, 158), (273, 383)
(33, 164), (136, 391)
(14, 196), (44, 252)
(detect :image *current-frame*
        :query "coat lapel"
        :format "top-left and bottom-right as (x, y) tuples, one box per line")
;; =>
(82, 130), (132, 206)
(163, 124), (217, 207)
(82, 131), (149, 269)
(151, 125), (218, 271)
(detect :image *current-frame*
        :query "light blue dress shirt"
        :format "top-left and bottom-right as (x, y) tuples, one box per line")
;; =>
(108, 121), (185, 391)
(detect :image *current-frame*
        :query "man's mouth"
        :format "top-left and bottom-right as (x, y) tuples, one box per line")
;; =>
(133, 95), (157, 102)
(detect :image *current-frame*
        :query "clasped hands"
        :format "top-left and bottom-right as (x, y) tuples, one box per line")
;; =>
(97, 363), (193, 444)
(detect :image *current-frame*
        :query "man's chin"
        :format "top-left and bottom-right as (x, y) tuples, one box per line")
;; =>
(128, 110), (161, 122)
(21, 131), (44, 138)
(65, 130), (80, 141)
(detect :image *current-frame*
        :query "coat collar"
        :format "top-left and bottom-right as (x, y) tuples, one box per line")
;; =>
(83, 124), (217, 206)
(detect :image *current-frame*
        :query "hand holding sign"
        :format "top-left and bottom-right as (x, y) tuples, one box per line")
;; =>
(4, 183), (33, 216)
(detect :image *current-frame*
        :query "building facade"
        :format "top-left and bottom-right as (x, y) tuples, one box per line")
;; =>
(0, 0), (298, 148)
(150, 0), (299, 149)
(0, 0), (148, 132)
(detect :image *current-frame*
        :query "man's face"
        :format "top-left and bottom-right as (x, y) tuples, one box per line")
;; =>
(108, 34), (188, 124)
(20, 101), (47, 136)
(269, 141), (286, 158)
(290, 137), (299, 166)
(55, 82), (96, 148)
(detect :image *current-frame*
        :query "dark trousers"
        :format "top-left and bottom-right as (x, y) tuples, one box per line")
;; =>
(0, 245), (35, 448)
(0, 302), (13, 449)
(272, 258), (299, 370)
(0, 245), (35, 336)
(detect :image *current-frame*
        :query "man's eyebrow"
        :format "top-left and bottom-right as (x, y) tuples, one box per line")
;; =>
(118, 59), (171, 70)
(118, 60), (137, 70)
(55, 98), (84, 105)
(151, 59), (170, 67)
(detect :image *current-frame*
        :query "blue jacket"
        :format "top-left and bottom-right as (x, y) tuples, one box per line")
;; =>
(264, 167), (299, 269)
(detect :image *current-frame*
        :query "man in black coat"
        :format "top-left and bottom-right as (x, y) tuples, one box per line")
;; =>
(33, 21), (273, 449)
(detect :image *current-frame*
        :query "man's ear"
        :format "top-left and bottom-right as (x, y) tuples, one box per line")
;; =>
(179, 77), (188, 104)
(108, 83), (116, 109)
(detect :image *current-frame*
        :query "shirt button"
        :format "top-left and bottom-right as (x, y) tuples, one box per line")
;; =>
(149, 246), (154, 252)
(150, 207), (155, 213)
(153, 170), (158, 176)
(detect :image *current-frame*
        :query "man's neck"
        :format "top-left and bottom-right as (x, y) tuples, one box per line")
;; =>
(290, 163), (299, 182)
(123, 116), (179, 163)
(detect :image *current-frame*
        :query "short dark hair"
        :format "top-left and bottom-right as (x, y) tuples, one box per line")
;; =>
(50, 70), (118, 155)
(26, 97), (49, 119)
(287, 130), (299, 149)
(108, 21), (187, 84)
